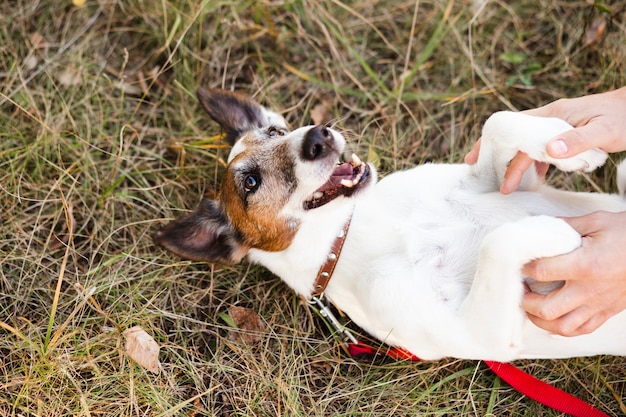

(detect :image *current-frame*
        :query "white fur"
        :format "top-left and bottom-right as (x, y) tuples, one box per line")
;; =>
(247, 111), (626, 361)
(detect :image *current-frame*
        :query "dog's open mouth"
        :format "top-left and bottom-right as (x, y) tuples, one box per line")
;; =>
(304, 153), (370, 210)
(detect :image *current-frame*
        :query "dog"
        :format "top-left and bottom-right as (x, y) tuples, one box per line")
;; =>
(155, 88), (626, 362)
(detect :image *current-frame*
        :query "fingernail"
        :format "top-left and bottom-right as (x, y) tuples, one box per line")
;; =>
(547, 139), (568, 157)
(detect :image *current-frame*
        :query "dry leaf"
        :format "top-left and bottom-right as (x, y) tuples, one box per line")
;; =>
(227, 306), (266, 344)
(123, 326), (160, 373)
(584, 17), (606, 47)
(29, 32), (48, 49)
(24, 55), (38, 71)
(58, 67), (82, 87)
(310, 101), (330, 126)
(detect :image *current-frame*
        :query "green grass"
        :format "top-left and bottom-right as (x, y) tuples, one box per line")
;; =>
(1, 0), (625, 415)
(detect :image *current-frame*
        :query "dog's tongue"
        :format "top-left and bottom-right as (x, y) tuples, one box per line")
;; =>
(304, 154), (369, 210)
(318, 162), (353, 191)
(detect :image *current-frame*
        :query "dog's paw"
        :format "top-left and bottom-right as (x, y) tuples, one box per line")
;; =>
(466, 215), (581, 357)
(485, 216), (581, 264)
(545, 147), (608, 173)
(492, 112), (608, 173)
(527, 216), (581, 259)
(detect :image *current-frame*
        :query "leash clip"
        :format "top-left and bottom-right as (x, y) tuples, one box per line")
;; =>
(309, 295), (358, 345)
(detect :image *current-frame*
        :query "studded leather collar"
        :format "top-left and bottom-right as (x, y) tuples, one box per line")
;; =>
(310, 212), (353, 298)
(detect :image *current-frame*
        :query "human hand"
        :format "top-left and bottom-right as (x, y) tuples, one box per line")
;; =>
(464, 139), (550, 193)
(521, 211), (626, 336)
(465, 86), (626, 194)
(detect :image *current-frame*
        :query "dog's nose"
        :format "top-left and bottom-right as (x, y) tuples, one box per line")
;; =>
(302, 125), (333, 160)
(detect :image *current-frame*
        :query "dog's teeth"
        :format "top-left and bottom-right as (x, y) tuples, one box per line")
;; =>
(351, 153), (362, 167)
(340, 179), (354, 188)
(313, 191), (324, 199)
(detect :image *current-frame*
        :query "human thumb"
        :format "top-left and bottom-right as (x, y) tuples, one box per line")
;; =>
(546, 125), (599, 159)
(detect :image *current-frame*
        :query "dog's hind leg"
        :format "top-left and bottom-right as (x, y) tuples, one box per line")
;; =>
(471, 111), (608, 192)
(459, 215), (581, 361)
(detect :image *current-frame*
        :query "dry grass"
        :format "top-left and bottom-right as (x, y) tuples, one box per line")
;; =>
(1, 0), (625, 416)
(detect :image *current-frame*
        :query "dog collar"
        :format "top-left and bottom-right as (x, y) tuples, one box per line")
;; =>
(310, 212), (353, 298)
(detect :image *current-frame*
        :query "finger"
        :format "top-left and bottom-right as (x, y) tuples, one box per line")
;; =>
(523, 106), (551, 118)
(521, 291), (575, 322)
(521, 222), (587, 282)
(526, 309), (602, 337)
(568, 313), (609, 336)
(522, 290), (597, 336)
(546, 123), (612, 158)
(464, 139), (481, 165)
(522, 247), (583, 282)
(561, 213), (604, 236)
(500, 152), (533, 194)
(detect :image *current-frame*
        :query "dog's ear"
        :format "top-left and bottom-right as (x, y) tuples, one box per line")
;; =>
(154, 199), (247, 264)
(197, 88), (281, 145)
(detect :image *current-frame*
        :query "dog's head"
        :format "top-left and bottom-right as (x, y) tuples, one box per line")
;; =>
(155, 89), (375, 263)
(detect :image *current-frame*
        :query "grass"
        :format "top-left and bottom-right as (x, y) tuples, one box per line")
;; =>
(1, 0), (625, 415)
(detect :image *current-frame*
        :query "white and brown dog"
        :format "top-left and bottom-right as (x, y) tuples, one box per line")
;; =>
(156, 89), (626, 362)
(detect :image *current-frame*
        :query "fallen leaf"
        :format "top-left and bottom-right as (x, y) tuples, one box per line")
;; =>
(227, 306), (266, 344)
(584, 17), (606, 47)
(58, 67), (82, 87)
(24, 55), (38, 71)
(123, 326), (160, 373)
(29, 32), (48, 49)
(310, 101), (330, 126)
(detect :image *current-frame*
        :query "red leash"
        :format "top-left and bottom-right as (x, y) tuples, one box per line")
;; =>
(311, 296), (611, 417)
(348, 341), (610, 417)
(484, 361), (610, 417)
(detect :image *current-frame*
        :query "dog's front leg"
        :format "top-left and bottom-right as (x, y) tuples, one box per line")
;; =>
(471, 111), (607, 192)
(459, 216), (581, 361)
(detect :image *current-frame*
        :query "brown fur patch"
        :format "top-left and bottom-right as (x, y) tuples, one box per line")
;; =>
(219, 134), (300, 252)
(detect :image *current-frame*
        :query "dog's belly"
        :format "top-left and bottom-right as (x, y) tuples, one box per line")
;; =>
(328, 163), (626, 359)
(333, 191), (506, 358)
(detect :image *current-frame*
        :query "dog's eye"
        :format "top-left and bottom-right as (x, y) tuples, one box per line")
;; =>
(243, 174), (261, 193)
(267, 126), (286, 138)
